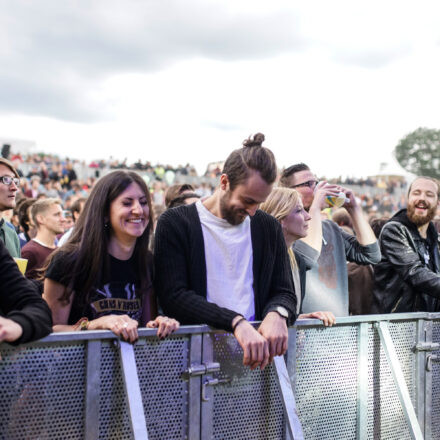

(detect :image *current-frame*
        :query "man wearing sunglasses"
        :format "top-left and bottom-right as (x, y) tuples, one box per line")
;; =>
(0, 158), (21, 258)
(279, 163), (380, 316)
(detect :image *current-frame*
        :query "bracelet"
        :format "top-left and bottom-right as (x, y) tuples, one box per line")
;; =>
(232, 316), (246, 333)
(74, 317), (89, 331)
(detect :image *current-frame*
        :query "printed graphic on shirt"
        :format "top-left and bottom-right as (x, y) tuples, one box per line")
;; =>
(318, 242), (337, 289)
(90, 281), (142, 321)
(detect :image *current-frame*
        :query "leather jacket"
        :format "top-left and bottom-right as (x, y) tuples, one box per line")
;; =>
(372, 209), (440, 313)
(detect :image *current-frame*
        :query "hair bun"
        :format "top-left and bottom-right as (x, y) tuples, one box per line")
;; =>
(243, 132), (265, 148)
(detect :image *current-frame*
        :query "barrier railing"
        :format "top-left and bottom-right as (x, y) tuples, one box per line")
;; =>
(1, 313), (439, 439)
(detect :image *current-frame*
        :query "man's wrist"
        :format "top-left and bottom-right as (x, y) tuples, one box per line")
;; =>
(266, 306), (289, 320)
(231, 315), (246, 333)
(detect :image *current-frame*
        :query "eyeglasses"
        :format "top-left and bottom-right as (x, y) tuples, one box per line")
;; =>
(0, 175), (20, 186)
(291, 179), (319, 189)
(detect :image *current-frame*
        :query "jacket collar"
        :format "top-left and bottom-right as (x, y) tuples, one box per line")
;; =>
(389, 208), (438, 243)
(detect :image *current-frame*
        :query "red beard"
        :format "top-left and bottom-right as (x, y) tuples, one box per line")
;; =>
(407, 201), (436, 227)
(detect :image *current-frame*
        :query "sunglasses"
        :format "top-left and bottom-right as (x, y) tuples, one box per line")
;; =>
(291, 179), (319, 189)
(0, 175), (20, 186)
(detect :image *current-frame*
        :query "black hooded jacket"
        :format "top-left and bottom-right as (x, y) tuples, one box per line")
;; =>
(372, 209), (440, 313)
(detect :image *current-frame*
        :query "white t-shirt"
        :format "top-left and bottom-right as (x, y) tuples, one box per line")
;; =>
(196, 200), (255, 320)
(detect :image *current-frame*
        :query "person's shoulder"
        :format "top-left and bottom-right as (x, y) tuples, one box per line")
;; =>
(253, 209), (279, 227)
(322, 219), (343, 237)
(379, 220), (408, 240)
(158, 204), (198, 225)
(21, 239), (37, 253)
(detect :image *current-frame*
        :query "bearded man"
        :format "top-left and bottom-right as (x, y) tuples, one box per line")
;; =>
(372, 176), (440, 313)
(154, 134), (296, 370)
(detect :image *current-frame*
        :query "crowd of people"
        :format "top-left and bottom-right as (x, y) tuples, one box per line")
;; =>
(0, 135), (439, 373)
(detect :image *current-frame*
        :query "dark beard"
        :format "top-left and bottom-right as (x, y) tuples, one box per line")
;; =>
(407, 203), (436, 227)
(219, 192), (247, 226)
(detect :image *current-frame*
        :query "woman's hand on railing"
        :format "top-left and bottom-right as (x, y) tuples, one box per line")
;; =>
(146, 316), (180, 339)
(88, 315), (139, 343)
(298, 311), (336, 327)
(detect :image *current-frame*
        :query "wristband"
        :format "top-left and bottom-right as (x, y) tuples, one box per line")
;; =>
(232, 316), (246, 333)
(74, 317), (89, 331)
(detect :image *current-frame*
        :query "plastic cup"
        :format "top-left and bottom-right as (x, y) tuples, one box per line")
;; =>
(14, 258), (28, 275)
(326, 192), (348, 208)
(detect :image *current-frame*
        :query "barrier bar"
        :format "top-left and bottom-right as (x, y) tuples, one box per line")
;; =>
(85, 340), (101, 440)
(273, 355), (304, 440)
(118, 341), (149, 440)
(376, 321), (424, 440)
(356, 322), (369, 440)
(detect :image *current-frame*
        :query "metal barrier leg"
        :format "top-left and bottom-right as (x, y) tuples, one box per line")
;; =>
(273, 355), (304, 440)
(188, 334), (202, 440)
(356, 323), (368, 440)
(118, 341), (149, 440)
(85, 340), (101, 440)
(375, 321), (424, 440)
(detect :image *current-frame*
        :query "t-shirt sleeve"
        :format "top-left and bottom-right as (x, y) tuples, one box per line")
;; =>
(45, 251), (75, 286)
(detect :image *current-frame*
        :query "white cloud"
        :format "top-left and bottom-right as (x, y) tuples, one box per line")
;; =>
(1, 0), (440, 177)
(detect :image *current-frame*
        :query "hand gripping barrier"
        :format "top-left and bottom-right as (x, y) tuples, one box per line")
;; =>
(1, 312), (440, 439)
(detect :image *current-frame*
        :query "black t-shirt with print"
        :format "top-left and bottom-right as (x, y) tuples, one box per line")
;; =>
(46, 251), (148, 325)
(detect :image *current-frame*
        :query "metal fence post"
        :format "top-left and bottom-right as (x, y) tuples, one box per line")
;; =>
(376, 321), (424, 440)
(118, 341), (149, 440)
(188, 334), (203, 440)
(356, 322), (369, 440)
(423, 319), (433, 440)
(200, 333), (214, 440)
(273, 355), (304, 440)
(85, 340), (101, 440)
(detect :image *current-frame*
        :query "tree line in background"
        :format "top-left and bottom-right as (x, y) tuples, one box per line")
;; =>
(395, 127), (440, 179)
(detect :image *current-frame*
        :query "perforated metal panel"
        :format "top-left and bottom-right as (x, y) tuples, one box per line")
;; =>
(135, 336), (190, 440)
(294, 325), (358, 440)
(99, 341), (133, 440)
(210, 333), (284, 440)
(432, 320), (440, 439)
(0, 342), (86, 440)
(366, 321), (416, 440)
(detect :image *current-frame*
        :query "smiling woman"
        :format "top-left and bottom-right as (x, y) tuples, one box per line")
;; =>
(41, 170), (179, 341)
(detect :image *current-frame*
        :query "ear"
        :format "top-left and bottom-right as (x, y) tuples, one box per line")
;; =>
(280, 218), (286, 230)
(220, 174), (229, 191)
(35, 213), (45, 226)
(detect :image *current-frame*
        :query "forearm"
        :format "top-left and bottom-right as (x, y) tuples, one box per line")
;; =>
(299, 203), (323, 252)
(159, 289), (238, 331)
(53, 324), (76, 332)
(348, 206), (376, 245)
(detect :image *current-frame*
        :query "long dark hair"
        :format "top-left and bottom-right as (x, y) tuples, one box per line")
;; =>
(44, 170), (154, 304)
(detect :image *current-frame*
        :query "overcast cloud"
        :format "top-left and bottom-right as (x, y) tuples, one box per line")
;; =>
(0, 0), (304, 121)
(1, 0), (439, 176)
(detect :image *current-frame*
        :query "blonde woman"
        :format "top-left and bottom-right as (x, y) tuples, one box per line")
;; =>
(260, 188), (335, 326)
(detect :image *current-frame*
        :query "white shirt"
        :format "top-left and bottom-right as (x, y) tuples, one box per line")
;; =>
(196, 200), (255, 320)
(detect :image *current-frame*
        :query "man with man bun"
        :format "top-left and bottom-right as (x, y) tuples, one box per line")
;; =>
(155, 134), (296, 370)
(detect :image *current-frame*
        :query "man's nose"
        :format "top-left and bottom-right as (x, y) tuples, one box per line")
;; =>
(246, 205), (259, 217)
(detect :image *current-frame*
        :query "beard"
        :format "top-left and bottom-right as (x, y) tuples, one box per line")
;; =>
(219, 191), (248, 226)
(407, 202), (437, 227)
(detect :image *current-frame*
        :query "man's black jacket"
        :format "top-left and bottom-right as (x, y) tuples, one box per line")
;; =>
(372, 209), (440, 313)
(154, 204), (296, 331)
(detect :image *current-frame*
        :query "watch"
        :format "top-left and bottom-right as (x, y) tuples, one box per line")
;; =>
(269, 306), (289, 320)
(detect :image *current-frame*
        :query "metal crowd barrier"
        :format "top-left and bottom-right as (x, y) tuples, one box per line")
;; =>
(0, 313), (439, 439)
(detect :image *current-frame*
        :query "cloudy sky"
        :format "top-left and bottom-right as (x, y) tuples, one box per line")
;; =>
(1, 0), (439, 177)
